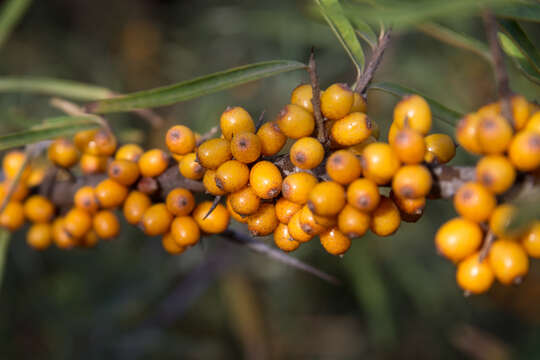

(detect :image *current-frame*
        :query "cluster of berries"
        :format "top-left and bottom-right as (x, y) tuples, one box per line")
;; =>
(437, 96), (540, 294)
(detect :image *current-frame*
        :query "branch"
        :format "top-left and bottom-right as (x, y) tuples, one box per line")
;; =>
(355, 29), (391, 94)
(308, 50), (326, 145)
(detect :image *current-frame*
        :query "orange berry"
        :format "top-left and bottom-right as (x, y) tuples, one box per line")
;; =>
(456, 113), (482, 154)
(73, 129), (97, 151)
(0, 180), (28, 202)
(197, 138), (232, 169)
(93, 210), (120, 239)
(347, 178), (380, 213)
(80, 154), (108, 174)
(276, 104), (315, 139)
(350, 92), (367, 113)
(248, 203), (279, 236)
(25, 166), (46, 187)
(215, 160), (250, 193)
(348, 136), (376, 156)
(475, 155), (515, 194)
(290, 137), (324, 170)
(170, 216), (200, 247)
(0, 201), (24, 231)
(140, 203), (173, 236)
(320, 228), (351, 256)
(282, 172), (318, 205)
(424, 133), (456, 164)
(74, 186), (99, 214)
(320, 83), (354, 120)
(456, 253), (494, 294)
(508, 130), (540, 171)
(85, 130), (117, 156)
(226, 195), (248, 224)
(330, 112), (372, 146)
(298, 205), (329, 235)
(108, 159), (140, 186)
(361, 142), (401, 185)
(202, 170), (226, 196)
(48, 139), (79, 168)
(435, 217), (483, 263)
(249, 161), (282, 199)
(477, 101), (501, 117)
(525, 111), (540, 133)
(387, 122), (400, 147)
(3, 150), (30, 181)
(326, 150), (362, 185)
(80, 230), (99, 248)
(290, 84), (314, 113)
(95, 179), (128, 209)
(275, 198), (301, 224)
(308, 181), (346, 217)
(123, 191), (152, 225)
(287, 211), (313, 243)
(23, 195), (55, 223)
(391, 128), (426, 164)
(489, 204), (517, 237)
(510, 95), (530, 130)
(52, 217), (77, 249)
(393, 95), (432, 135)
(274, 223), (300, 252)
(257, 121), (287, 156)
(477, 114), (513, 154)
(179, 152), (205, 180)
(193, 201), (230, 234)
(229, 186), (260, 216)
(63, 208), (92, 238)
(230, 132), (262, 163)
(489, 239), (529, 285)
(521, 222), (540, 258)
(454, 182), (496, 223)
(26, 223), (52, 250)
(162, 232), (186, 255)
(390, 191), (426, 217)
(166, 125), (196, 155)
(166, 188), (195, 216)
(338, 204), (370, 238)
(115, 143), (144, 162)
(370, 196), (400, 236)
(392, 165), (432, 199)
(138, 149), (169, 178)
(220, 106), (255, 140)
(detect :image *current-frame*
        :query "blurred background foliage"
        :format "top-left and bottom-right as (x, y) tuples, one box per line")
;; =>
(0, 0), (540, 359)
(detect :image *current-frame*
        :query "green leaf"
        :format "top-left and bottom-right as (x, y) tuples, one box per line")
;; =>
(498, 20), (540, 73)
(0, 229), (10, 292)
(368, 82), (464, 128)
(494, 2), (540, 22)
(0, 77), (113, 100)
(316, 0), (365, 73)
(0, 116), (100, 151)
(0, 0), (32, 49)
(349, 15), (378, 49)
(86, 60), (306, 114)
(499, 32), (540, 85)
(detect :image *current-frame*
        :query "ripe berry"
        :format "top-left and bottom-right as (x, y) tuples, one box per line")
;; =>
(510, 95), (530, 130)
(0, 180), (28, 202)
(63, 208), (92, 238)
(52, 217), (77, 249)
(282, 172), (318, 205)
(108, 159), (140, 186)
(297, 205), (327, 236)
(525, 111), (540, 133)
(140, 203), (173, 236)
(3, 150), (30, 181)
(388, 122), (400, 147)
(393, 95), (432, 135)
(74, 186), (99, 214)
(477, 114), (513, 154)
(85, 130), (117, 156)
(162, 232), (186, 255)
(203, 169), (226, 196)
(391, 128), (426, 164)
(116, 144), (144, 162)
(249, 161), (282, 199)
(390, 190), (426, 217)
(170, 216), (200, 247)
(350, 92), (367, 113)
(308, 181), (346, 217)
(257, 121), (287, 156)
(226, 195), (248, 224)
(197, 138), (232, 169)
(95, 179), (128, 209)
(287, 211), (313, 243)
(179, 152), (205, 180)
(23, 195), (55, 223)
(80, 230), (99, 248)
(230, 132), (262, 163)
(456, 253), (494, 294)
(26, 166), (46, 187)
(347, 178), (380, 213)
(74, 129), (97, 151)
(290, 137), (324, 170)
(361, 142), (401, 185)
(290, 84), (314, 113)
(138, 149), (169, 178)
(220, 106), (255, 140)
(424, 133), (456, 164)
(489, 239), (529, 285)
(320, 83), (354, 120)
(166, 188), (195, 216)
(80, 154), (108, 174)
(276, 104), (315, 139)
(392, 165), (432, 199)
(48, 139), (79, 168)
(489, 204), (516, 237)
(26, 223), (52, 250)
(248, 203), (279, 236)
(215, 160), (250, 193)
(370, 196), (400, 236)
(229, 186), (260, 216)
(475, 155), (516, 194)
(274, 223), (300, 252)
(275, 198), (301, 224)
(166, 125), (196, 155)
(453, 182), (496, 223)
(326, 150), (362, 185)
(435, 217), (482, 263)
(320, 228), (351, 256)
(330, 112), (372, 146)
(508, 130), (540, 171)
(521, 222), (540, 258)
(93, 210), (120, 239)
(123, 191), (152, 225)
(456, 113), (482, 154)
(193, 201), (230, 234)
(348, 136), (376, 156)
(338, 204), (370, 238)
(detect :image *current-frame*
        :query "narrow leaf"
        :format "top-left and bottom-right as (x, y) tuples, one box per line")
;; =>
(494, 2), (540, 22)
(349, 15), (378, 49)
(0, 77), (113, 100)
(316, 0), (365, 72)
(0, 230), (10, 292)
(86, 60), (306, 114)
(498, 20), (540, 73)
(499, 32), (540, 85)
(0, 0), (32, 49)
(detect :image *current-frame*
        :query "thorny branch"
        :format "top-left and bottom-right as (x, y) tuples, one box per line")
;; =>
(308, 49), (326, 145)
(355, 29), (392, 95)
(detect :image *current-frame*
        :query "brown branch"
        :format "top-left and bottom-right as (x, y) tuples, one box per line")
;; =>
(308, 50), (326, 145)
(50, 97), (112, 134)
(479, 230), (495, 262)
(355, 29), (392, 95)
(428, 164), (475, 199)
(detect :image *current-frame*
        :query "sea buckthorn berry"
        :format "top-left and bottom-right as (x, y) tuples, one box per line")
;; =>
(274, 223), (300, 252)
(95, 179), (128, 209)
(477, 114), (513, 154)
(229, 186), (260, 216)
(456, 114), (482, 154)
(350, 92), (367, 113)
(140, 203), (173, 236)
(282, 172), (318, 205)
(166, 125), (196, 155)
(326, 150), (362, 185)
(275, 198), (300, 224)
(115, 144), (144, 162)
(230, 132), (262, 163)
(108, 160), (140, 186)
(338, 204), (370, 238)
(290, 84), (314, 113)
(138, 149), (169, 178)
(454, 182), (496, 223)
(511, 95), (530, 130)
(52, 218), (77, 249)
(26, 166), (46, 187)
(508, 130), (540, 171)
(170, 216), (200, 247)
(3, 150), (30, 180)
(226, 195), (248, 223)
(166, 188), (195, 217)
(63, 208), (92, 238)
(477, 101), (500, 117)
(346, 178), (380, 213)
(348, 136), (376, 156)
(298, 205), (327, 235)
(26, 223), (52, 250)
(287, 211), (313, 243)
(249, 161), (282, 199)
(48, 139), (79, 168)
(526, 111), (540, 133)
(521, 222), (540, 258)
(74, 186), (99, 214)
(171, 152), (185, 163)
(489, 204), (517, 237)
(93, 210), (120, 239)
(424, 133), (456, 164)
(215, 160), (249, 193)
(220, 106), (255, 140)
(123, 191), (152, 225)
(197, 138), (232, 169)
(330, 112), (372, 146)
(203, 170), (226, 196)
(391, 128), (425, 164)
(393, 95), (432, 135)
(23, 195), (55, 223)
(361, 142), (401, 185)
(435, 217), (483, 263)
(85, 130), (117, 156)
(308, 181), (346, 217)
(0, 202), (24, 231)
(162, 232), (186, 255)
(390, 190), (426, 216)
(257, 121), (287, 156)
(80, 154), (108, 174)
(387, 122), (399, 146)
(290, 137), (324, 170)
(179, 152), (205, 180)
(276, 104), (315, 139)
(0, 180), (29, 202)
(456, 253), (494, 294)
(80, 230), (99, 248)
(320, 228), (351, 256)
(370, 196), (400, 237)
(392, 165), (432, 199)
(248, 203), (279, 237)
(193, 201), (230, 234)
(320, 83), (354, 120)
(475, 155), (515, 194)
(489, 240), (529, 285)
(74, 129), (98, 151)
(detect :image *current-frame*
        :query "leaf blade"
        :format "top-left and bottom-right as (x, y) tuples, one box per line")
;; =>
(494, 2), (540, 22)
(0, 77), (113, 100)
(499, 32), (540, 85)
(498, 19), (540, 73)
(0, 0), (32, 49)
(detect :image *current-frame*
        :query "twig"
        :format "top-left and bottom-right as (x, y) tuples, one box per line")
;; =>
(255, 110), (266, 132)
(355, 29), (391, 94)
(50, 97), (112, 134)
(479, 230), (496, 262)
(308, 49), (326, 145)
(203, 195), (222, 219)
(428, 164), (475, 199)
